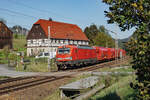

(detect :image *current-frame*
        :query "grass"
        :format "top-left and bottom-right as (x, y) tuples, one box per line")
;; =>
(44, 89), (62, 100)
(43, 74), (135, 100)
(16, 58), (58, 72)
(98, 66), (134, 73)
(13, 35), (58, 72)
(0, 35), (26, 64)
(0, 76), (11, 80)
(44, 59), (135, 100)
(44, 73), (93, 100)
(98, 57), (134, 73)
(110, 67), (134, 72)
(0, 35), (58, 72)
(13, 35), (26, 51)
(88, 75), (136, 100)
(43, 72), (131, 100)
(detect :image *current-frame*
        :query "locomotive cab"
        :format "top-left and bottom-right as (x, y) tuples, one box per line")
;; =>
(56, 47), (72, 61)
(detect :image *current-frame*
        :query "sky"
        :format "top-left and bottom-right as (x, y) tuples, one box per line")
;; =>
(0, 0), (134, 39)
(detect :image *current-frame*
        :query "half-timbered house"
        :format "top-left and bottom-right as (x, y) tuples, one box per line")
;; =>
(0, 21), (13, 49)
(27, 19), (89, 56)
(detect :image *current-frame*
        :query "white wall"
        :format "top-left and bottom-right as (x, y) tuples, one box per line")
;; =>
(27, 39), (89, 56)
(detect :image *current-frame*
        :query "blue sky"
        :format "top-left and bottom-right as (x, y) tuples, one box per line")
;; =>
(0, 0), (134, 39)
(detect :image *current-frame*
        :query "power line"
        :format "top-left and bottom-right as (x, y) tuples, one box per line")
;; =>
(6, 0), (59, 16)
(8, 22), (31, 28)
(0, 8), (37, 19)
(5, 0), (87, 23)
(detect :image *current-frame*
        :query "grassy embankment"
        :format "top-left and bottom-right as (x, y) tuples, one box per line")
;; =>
(89, 75), (136, 100)
(0, 76), (10, 80)
(88, 59), (136, 100)
(44, 64), (136, 100)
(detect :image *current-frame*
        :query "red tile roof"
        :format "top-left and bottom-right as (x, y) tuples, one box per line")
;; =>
(34, 19), (89, 41)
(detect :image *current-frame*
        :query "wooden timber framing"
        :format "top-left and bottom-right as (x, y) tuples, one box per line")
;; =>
(0, 21), (13, 49)
(27, 24), (47, 39)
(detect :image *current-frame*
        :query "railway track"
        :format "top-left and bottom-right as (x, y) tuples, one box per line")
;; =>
(0, 56), (129, 96)
(70, 56), (130, 72)
(0, 75), (70, 96)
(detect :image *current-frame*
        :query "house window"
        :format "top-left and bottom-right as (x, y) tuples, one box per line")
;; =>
(63, 40), (65, 44)
(42, 39), (44, 43)
(31, 40), (33, 44)
(86, 42), (89, 45)
(60, 40), (63, 44)
(31, 49), (33, 55)
(56, 40), (59, 43)
(53, 39), (55, 43)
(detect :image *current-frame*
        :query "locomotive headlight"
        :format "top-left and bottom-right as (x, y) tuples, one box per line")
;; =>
(65, 57), (72, 60)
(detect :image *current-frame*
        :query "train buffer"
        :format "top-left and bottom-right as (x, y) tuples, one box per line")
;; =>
(59, 76), (101, 99)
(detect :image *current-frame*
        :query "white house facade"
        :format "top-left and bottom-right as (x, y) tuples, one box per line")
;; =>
(26, 19), (89, 57)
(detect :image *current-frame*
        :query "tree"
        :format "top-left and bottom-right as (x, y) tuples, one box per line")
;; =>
(94, 32), (115, 47)
(84, 24), (99, 45)
(102, 0), (150, 99)
(84, 24), (114, 47)
(99, 25), (110, 36)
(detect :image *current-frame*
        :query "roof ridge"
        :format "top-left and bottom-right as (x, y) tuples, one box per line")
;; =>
(38, 19), (77, 26)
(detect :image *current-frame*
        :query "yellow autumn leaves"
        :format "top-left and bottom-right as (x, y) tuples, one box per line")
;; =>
(131, 2), (143, 11)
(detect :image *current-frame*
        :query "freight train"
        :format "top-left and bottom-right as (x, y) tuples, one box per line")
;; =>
(56, 45), (126, 70)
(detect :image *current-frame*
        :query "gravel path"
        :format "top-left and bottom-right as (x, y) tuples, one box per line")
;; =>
(0, 64), (40, 77)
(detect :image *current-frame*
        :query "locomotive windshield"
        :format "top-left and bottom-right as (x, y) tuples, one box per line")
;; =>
(58, 48), (70, 54)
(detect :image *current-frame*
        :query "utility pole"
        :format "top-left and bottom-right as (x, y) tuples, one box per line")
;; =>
(110, 31), (118, 63)
(106, 30), (118, 64)
(21, 27), (23, 39)
(48, 26), (51, 70)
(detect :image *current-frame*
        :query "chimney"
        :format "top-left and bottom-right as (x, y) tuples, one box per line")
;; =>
(49, 18), (52, 21)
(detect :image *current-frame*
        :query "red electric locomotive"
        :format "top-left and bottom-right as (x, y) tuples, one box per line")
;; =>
(56, 45), (97, 70)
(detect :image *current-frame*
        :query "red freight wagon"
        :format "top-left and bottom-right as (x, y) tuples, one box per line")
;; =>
(107, 48), (116, 60)
(93, 46), (103, 61)
(119, 49), (126, 58)
(100, 47), (108, 60)
(56, 45), (97, 70)
(93, 46), (108, 61)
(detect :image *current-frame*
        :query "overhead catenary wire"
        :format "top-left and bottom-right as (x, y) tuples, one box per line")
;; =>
(7, 22), (31, 29)
(6, 0), (62, 16)
(5, 0), (89, 23)
(0, 8), (37, 19)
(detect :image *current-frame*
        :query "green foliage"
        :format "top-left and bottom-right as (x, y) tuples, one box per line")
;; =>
(94, 32), (115, 47)
(84, 24), (115, 47)
(14, 33), (18, 39)
(13, 35), (26, 51)
(84, 24), (99, 45)
(89, 75), (137, 100)
(103, 0), (150, 99)
(16, 57), (57, 72)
